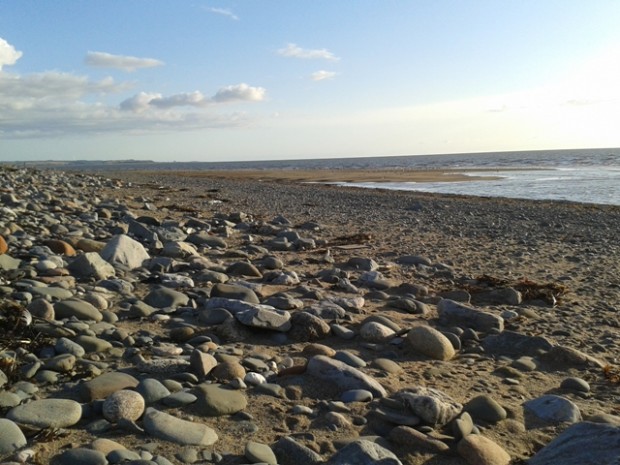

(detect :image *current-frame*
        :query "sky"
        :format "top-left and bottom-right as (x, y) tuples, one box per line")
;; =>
(1, 1), (620, 162)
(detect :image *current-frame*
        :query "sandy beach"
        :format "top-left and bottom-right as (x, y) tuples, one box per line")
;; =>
(0, 166), (619, 464)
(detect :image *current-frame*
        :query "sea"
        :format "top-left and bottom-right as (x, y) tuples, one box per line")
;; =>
(32, 147), (620, 206)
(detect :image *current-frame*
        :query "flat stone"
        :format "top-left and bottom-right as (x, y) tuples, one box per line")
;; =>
(481, 330), (554, 356)
(389, 425), (450, 453)
(51, 448), (107, 465)
(192, 383), (248, 416)
(457, 434), (511, 465)
(407, 325), (456, 361)
(529, 421), (620, 465)
(542, 345), (606, 368)
(0, 418), (27, 455)
(54, 298), (103, 321)
(80, 371), (139, 401)
(438, 299), (504, 332)
(245, 440), (277, 465)
(306, 355), (387, 398)
(74, 335), (113, 352)
(143, 407), (218, 446)
(144, 287), (189, 308)
(326, 439), (402, 465)
(8, 398), (82, 428)
(211, 283), (260, 303)
(236, 306), (291, 332)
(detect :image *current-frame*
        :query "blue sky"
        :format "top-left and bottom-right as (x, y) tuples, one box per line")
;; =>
(1, 1), (620, 162)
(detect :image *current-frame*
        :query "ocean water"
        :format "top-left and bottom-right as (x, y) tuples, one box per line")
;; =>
(325, 148), (620, 206)
(36, 147), (620, 206)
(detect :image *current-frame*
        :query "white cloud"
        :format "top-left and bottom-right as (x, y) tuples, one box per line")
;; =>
(311, 70), (338, 81)
(212, 83), (266, 103)
(119, 92), (163, 112)
(119, 84), (265, 114)
(207, 7), (239, 20)
(278, 43), (339, 61)
(0, 38), (23, 71)
(152, 91), (208, 109)
(85, 51), (164, 72)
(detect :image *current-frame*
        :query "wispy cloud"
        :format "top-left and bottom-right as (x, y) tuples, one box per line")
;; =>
(278, 43), (339, 61)
(85, 51), (164, 72)
(206, 7), (239, 20)
(0, 37), (23, 71)
(311, 70), (338, 81)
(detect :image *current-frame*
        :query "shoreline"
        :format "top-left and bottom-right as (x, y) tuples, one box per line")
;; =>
(122, 168), (512, 184)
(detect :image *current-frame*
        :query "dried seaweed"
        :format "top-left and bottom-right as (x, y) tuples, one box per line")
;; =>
(463, 274), (568, 305)
(603, 364), (620, 384)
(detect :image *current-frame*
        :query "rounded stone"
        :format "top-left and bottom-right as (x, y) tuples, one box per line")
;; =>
(457, 434), (511, 465)
(102, 389), (145, 423)
(0, 418), (27, 455)
(211, 360), (246, 381)
(407, 325), (456, 361)
(560, 377), (590, 393)
(360, 321), (396, 342)
(464, 395), (507, 423)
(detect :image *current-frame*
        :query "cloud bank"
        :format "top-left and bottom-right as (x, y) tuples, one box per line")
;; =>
(0, 37), (266, 138)
(85, 51), (164, 72)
